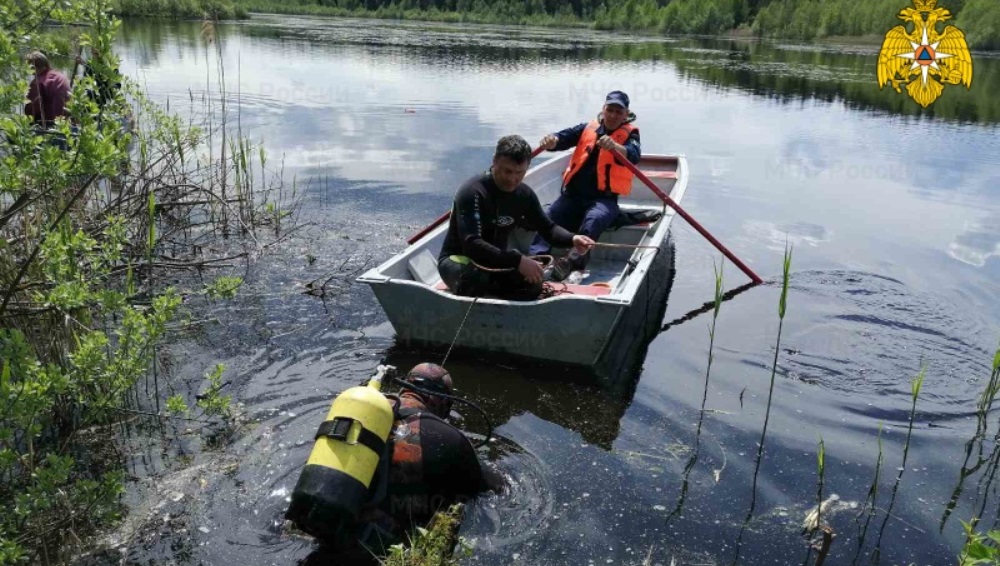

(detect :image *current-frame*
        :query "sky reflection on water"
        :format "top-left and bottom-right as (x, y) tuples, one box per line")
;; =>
(106, 15), (1000, 566)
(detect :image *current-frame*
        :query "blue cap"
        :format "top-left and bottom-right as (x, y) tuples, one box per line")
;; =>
(605, 90), (630, 109)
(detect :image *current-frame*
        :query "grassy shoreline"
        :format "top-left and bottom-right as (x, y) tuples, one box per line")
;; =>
(116, 0), (1000, 51)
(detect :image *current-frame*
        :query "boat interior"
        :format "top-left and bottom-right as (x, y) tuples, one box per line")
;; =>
(391, 205), (666, 300)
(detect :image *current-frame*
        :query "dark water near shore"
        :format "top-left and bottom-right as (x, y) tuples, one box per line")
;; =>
(96, 15), (1000, 566)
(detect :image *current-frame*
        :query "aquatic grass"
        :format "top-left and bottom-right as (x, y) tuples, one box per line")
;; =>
(747, 246), (792, 516)
(801, 436), (835, 566)
(667, 259), (726, 523)
(939, 342), (1000, 532)
(870, 368), (925, 563)
(815, 437), (826, 532)
(980, 342), (1000, 414)
(959, 518), (1000, 566)
(732, 245), (792, 564)
(850, 422), (884, 564)
(380, 504), (471, 566)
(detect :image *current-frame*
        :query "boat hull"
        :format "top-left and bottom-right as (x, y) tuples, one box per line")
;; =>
(372, 241), (671, 364)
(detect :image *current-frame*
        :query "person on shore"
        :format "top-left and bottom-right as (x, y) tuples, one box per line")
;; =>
(353, 363), (502, 554)
(529, 90), (641, 281)
(24, 51), (71, 129)
(438, 134), (595, 300)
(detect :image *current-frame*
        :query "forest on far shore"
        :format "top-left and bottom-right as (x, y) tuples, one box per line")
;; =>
(112, 0), (1000, 50)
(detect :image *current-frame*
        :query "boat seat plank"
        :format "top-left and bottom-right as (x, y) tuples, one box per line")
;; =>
(638, 170), (678, 180)
(407, 250), (442, 286)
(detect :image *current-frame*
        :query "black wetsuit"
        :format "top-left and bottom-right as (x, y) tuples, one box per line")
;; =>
(438, 171), (573, 299)
(81, 62), (122, 106)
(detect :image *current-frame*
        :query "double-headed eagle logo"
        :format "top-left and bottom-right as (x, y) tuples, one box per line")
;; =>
(878, 0), (973, 108)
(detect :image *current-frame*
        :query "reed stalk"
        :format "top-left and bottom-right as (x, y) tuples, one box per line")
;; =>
(667, 259), (726, 523)
(851, 423), (883, 564)
(939, 342), (1000, 532)
(732, 246), (792, 565)
(746, 246), (792, 519)
(870, 368), (925, 563)
(816, 437), (826, 531)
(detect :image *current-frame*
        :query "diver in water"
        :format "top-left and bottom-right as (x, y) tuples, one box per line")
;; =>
(293, 363), (501, 563)
(354, 362), (501, 552)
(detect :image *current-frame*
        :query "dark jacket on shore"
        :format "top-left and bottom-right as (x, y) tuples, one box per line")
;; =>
(25, 69), (70, 127)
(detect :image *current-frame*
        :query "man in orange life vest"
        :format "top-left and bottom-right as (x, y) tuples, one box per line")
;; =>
(529, 90), (640, 280)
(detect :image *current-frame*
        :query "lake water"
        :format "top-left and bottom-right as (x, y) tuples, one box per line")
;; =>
(103, 15), (1000, 566)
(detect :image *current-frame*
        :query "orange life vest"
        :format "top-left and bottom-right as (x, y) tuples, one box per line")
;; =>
(562, 120), (637, 197)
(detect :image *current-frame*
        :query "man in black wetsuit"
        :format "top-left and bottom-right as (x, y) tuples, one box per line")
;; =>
(438, 135), (595, 300)
(76, 49), (122, 107)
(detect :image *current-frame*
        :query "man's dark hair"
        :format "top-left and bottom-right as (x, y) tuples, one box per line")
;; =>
(494, 135), (532, 163)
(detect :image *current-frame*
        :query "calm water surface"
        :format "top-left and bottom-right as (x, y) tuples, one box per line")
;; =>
(99, 15), (1000, 566)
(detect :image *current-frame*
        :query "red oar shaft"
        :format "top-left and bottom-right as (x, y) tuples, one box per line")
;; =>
(406, 146), (545, 245)
(617, 156), (763, 285)
(407, 210), (449, 245)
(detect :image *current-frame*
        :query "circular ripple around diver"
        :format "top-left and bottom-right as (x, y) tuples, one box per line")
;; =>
(459, 435), (555, 553)
(777, 270), (995, 413)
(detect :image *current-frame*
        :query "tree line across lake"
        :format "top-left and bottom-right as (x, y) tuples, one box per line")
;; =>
(112, 0), (1000, 50)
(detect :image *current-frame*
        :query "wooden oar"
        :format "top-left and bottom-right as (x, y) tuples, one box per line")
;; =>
(613, 154), (763, 285)
(406, 146), (545, 245)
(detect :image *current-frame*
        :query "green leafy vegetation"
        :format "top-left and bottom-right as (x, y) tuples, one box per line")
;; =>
(961, 519), (1000, 566)
(0, 0), (294, 561)
(381, 505), (472, 566)
(220, 0), (1000, 49)
(98, 0), (1000, 48)
(196, 363), (232, 417)
(112, 0), (248, 20)
(204, 276), (244, 300)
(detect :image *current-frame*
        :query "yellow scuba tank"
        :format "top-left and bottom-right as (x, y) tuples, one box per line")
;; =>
(285, 365), (396, 546)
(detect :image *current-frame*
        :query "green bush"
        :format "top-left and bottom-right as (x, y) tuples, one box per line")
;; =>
(112, 0), (247, 20)
(752, 0), (1000, 47)
(1, 0), (281, 559)
(958, 0), (1000, 50)
(659, 0), (745, 35)
(960, 520), (1000, 566)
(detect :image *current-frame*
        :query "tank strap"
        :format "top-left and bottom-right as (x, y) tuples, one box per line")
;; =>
(395, 407), (448, 426)
(394, 407), (423, 420)
(315, 417), (386, 456)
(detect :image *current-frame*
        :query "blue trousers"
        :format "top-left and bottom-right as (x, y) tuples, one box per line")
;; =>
(529, 194), (619, 258)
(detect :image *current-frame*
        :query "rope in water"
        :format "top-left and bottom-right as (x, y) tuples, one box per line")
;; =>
(441, 296), (477, 367)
